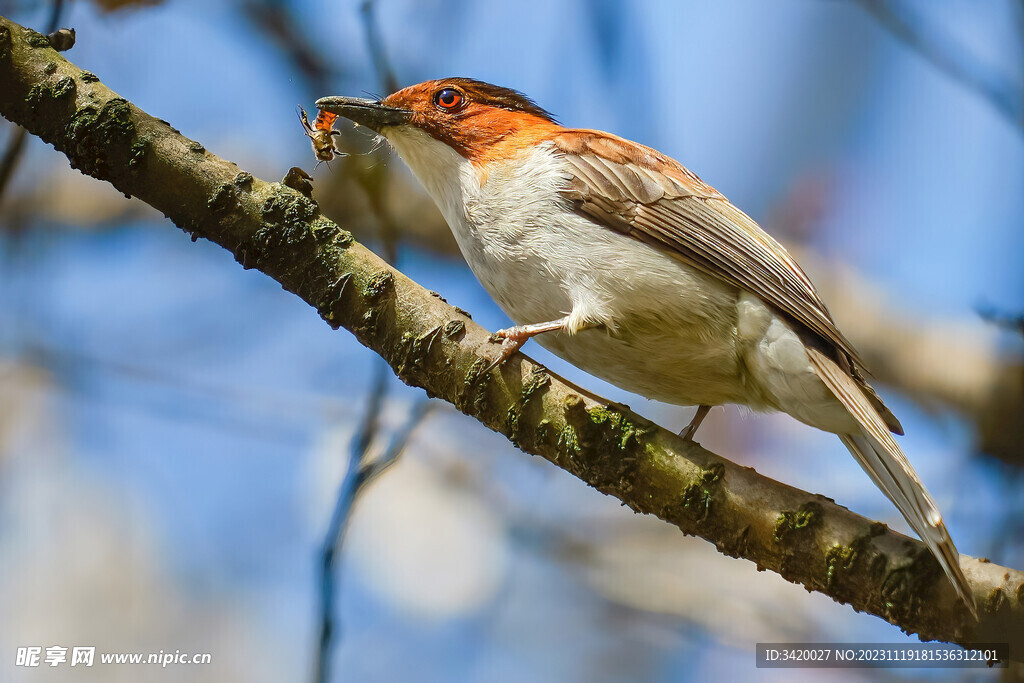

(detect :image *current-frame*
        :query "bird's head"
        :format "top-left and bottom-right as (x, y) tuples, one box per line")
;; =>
(316, 78), (559, 163)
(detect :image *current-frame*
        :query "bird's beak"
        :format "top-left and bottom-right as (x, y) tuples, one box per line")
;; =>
(314, 96), (412, 132)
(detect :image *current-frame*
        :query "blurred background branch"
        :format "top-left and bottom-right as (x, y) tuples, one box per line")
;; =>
(359, 0), (398, 98)
(316, 379), (432, 683)
(854, 0), (1024, 133)
(242, 0), (336, 95)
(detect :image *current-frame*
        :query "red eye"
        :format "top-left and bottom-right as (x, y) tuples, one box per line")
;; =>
(434, 88), (463, 110)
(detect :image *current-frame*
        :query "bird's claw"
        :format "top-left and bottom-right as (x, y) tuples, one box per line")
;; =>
(679, 424), (699, 443)
(483, 327), (527, 374)
(678, 405), (712, 443)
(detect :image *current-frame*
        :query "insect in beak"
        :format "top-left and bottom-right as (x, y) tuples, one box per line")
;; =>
(297, 105), (344, 169)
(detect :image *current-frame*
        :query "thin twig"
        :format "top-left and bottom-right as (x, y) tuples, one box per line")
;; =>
(44, 0), (63, 33)
(355, 0), (403, 263)
(1014, 0), (1024, 80)
(241, 0), (335, 95)
(0, 126), (28, 212)
(314, 362), (385, 683)
(19, 339), (358, 443)
(359, 0), (399, 96)
(855, 0), (1024, 132)
(977, 303), (1024, 337)
(314, 393), (433, 683)
(363, 399), (435, 486)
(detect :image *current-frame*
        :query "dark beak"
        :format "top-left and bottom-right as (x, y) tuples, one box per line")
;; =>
(314, 96), (412, 132)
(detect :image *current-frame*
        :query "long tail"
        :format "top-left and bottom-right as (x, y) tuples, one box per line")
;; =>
(808, 348), (977, 618)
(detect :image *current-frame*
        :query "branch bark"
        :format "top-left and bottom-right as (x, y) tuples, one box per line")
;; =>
(1, 15), (1021, 654)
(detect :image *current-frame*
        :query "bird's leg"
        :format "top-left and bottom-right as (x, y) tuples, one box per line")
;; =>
(484, 317), (573, 373)
(679, 405), (712, 442)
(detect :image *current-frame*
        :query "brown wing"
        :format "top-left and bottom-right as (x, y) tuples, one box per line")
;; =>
(553, 130), (903, 433)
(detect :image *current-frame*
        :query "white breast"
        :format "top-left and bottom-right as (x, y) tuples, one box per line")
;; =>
(382, 128), (809, 410)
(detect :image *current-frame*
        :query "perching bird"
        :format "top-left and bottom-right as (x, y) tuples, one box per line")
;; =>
(316, 78), (975, 615)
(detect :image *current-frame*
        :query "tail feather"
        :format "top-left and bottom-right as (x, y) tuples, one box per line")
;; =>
(808, 348), (976, 618)
(856, 377), (904, 436)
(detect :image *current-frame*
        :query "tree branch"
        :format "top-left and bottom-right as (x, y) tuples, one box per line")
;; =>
(1, 15), (1021, 654)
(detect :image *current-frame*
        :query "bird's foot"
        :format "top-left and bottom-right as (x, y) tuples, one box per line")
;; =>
(483, 318), (570, 374)
(679, 405), (712, 442)
(483, 326), (531, 374)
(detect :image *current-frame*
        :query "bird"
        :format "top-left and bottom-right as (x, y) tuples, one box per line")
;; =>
(316, 78), (976, 616)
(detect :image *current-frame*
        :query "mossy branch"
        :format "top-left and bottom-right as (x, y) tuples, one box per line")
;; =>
(1, 15), (1021, 654)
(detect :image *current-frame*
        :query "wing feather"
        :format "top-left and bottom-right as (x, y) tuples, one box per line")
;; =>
(554, 130), (903, 433)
